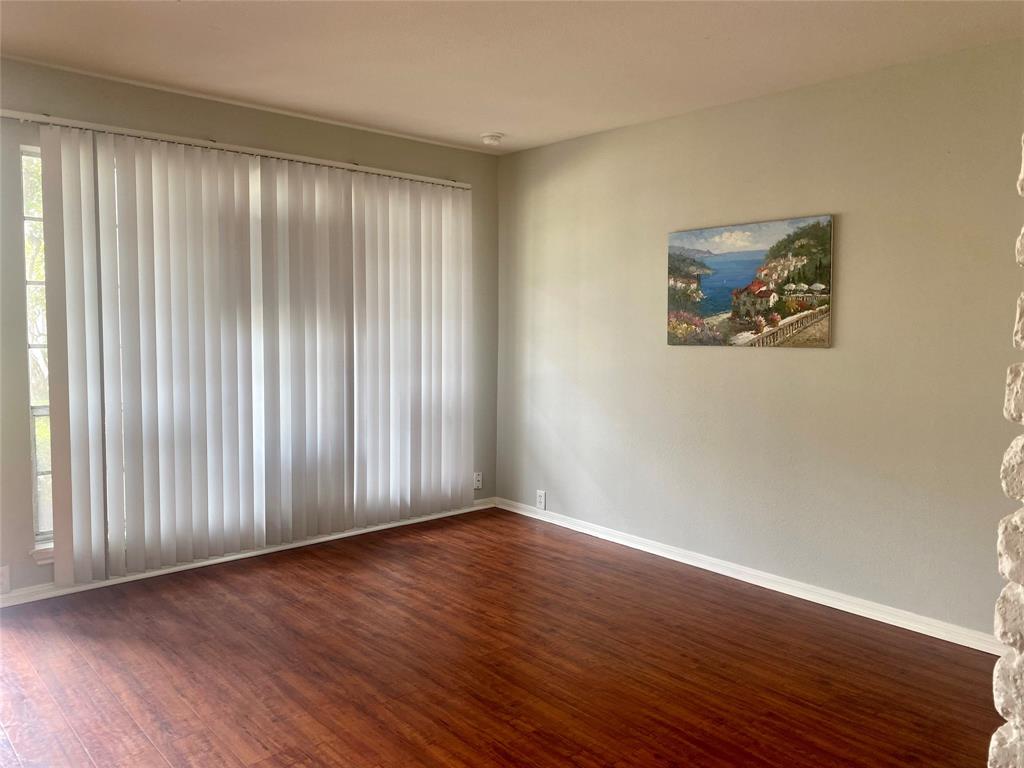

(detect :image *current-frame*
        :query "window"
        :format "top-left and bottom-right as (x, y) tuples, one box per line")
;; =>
(21, 148), (52, 543)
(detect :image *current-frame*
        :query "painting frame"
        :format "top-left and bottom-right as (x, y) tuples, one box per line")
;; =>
(667, 214), (834, 348)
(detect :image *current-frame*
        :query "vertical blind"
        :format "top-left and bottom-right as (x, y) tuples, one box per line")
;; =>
(39, 126), (473, 586)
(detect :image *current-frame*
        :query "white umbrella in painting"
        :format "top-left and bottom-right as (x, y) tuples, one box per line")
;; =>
(810, 283), (826, 293)
(795, 283), (809, 292)
(783, 283), (796, 292)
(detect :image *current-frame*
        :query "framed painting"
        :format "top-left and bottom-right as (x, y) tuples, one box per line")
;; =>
(667, 215), (833, 347)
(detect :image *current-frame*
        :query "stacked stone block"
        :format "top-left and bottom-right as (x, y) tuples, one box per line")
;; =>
(992, 133), (1024, 768)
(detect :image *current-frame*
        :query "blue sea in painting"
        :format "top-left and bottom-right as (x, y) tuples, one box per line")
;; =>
(699, 250), (766, 315)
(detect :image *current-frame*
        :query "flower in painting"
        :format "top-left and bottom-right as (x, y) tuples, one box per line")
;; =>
(667, 311), (724, 346)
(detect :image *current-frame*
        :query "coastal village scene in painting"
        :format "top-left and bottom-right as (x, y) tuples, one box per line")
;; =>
(667, 215), (833, 347)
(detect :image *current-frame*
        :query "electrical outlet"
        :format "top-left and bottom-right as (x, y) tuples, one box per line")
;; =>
(0, 566), (9, 594)
(473, 472), (483, 490)
(536, 490), (547, 510)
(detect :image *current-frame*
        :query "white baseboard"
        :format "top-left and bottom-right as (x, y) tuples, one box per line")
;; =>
(3, 496), (1002, 656)
(491, 497), (1003, 656)
(0, 498), (499, 609)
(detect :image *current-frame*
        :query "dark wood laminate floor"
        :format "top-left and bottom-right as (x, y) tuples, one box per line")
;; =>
(0, 509), (998, 767)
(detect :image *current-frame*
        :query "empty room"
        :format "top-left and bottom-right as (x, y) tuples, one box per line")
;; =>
(1, 2), (1023, 766)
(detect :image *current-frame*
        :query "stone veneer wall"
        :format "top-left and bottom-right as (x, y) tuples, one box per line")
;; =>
(993, 133), (1024, 768)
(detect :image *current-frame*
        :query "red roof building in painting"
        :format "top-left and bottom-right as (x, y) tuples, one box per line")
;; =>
(732, 279), (778, 318)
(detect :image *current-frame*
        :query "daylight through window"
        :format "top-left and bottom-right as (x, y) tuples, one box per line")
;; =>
(22, 148), (52, 541)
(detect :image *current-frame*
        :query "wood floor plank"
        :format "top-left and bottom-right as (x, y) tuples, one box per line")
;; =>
(33, 656), (160, 766)
(0, 509), (999, 767)
(163, 730), (248, 768)
(0, 633), (94, 768)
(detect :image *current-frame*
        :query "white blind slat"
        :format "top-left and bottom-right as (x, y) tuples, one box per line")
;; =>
(96, 134), (126, 577)
(113, 137), (146, 574)
(39, 126), (73, 586)
(185, 147), (209, 562)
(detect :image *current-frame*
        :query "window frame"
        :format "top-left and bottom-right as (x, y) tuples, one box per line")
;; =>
(20, 145), (53, 546)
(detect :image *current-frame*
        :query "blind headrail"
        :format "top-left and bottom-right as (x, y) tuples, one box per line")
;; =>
(1, 110), (472, 190)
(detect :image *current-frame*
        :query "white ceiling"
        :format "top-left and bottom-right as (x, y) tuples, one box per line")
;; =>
(2, 1), (1021, 154)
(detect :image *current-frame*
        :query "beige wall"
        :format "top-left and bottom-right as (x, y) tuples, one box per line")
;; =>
(496, 41), (1024, 633)
(0, 59), (499, 590)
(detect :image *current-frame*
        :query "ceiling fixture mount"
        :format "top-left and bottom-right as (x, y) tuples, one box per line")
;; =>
(480, 132), (505, 147)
